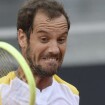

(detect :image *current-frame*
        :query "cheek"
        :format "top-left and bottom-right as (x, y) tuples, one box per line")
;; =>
(60, 44), (67, 56)
(26, 45), (36, 62)
(32, 46), (45, 63)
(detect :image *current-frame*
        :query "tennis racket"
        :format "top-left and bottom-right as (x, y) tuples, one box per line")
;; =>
(0, 41), (36, 105)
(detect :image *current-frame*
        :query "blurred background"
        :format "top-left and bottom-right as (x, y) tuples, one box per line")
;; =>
(0, 0), (105, 105)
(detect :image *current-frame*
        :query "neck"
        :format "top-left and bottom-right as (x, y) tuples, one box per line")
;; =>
(35, 76), (53, 91)
(16, 67), (53, 91)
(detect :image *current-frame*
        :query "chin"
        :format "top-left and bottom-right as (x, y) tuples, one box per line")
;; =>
(33, 64), (60, 77)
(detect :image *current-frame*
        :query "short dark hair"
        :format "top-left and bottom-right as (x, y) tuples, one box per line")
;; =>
(17, 0), (70, 39)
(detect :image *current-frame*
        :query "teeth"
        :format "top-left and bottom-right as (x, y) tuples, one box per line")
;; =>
(49, 58), (56, 61)
(43, 57), (58, 61)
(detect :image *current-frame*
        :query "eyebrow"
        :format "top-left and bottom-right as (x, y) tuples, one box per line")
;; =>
(37, 30), (48, 34)
(37, 29), (68, 37)
(60, 31), (68, 36)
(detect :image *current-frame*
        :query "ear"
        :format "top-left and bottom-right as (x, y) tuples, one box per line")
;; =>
(17, 29), (27, 48)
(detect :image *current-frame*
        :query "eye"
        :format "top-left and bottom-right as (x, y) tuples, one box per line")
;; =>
(40, 36), (49, 43)
(57, 37), (67, 44)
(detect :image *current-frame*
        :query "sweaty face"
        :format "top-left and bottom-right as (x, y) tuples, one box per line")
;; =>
(26, 11), (68, 77)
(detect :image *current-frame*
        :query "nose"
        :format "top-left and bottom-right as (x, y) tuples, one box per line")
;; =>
(48, 41), (60, 55)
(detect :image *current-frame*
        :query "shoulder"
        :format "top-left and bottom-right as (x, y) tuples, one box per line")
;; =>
(0, 72), (16, 84)
(53, 75), (79, 95)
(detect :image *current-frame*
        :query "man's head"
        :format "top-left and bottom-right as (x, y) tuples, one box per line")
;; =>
(17, 0), (70, 40)
(17, 0), (70, 77)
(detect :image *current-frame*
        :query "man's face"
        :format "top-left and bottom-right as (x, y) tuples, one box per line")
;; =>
(25, 11), (68, 77)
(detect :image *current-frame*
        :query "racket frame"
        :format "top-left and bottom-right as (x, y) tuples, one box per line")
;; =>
(0, 42), (36, 105)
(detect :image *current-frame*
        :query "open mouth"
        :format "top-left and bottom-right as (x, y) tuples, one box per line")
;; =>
(42, 57), (59, 61)
(40, 54), (62, 66)
(41, 57), (60, 66)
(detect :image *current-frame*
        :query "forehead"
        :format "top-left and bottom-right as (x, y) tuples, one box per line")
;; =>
(33, 11), (68, 32)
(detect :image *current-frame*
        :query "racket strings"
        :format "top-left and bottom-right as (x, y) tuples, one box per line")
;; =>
(0, 42), (35, 105)
(0, 48), (18, 77)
